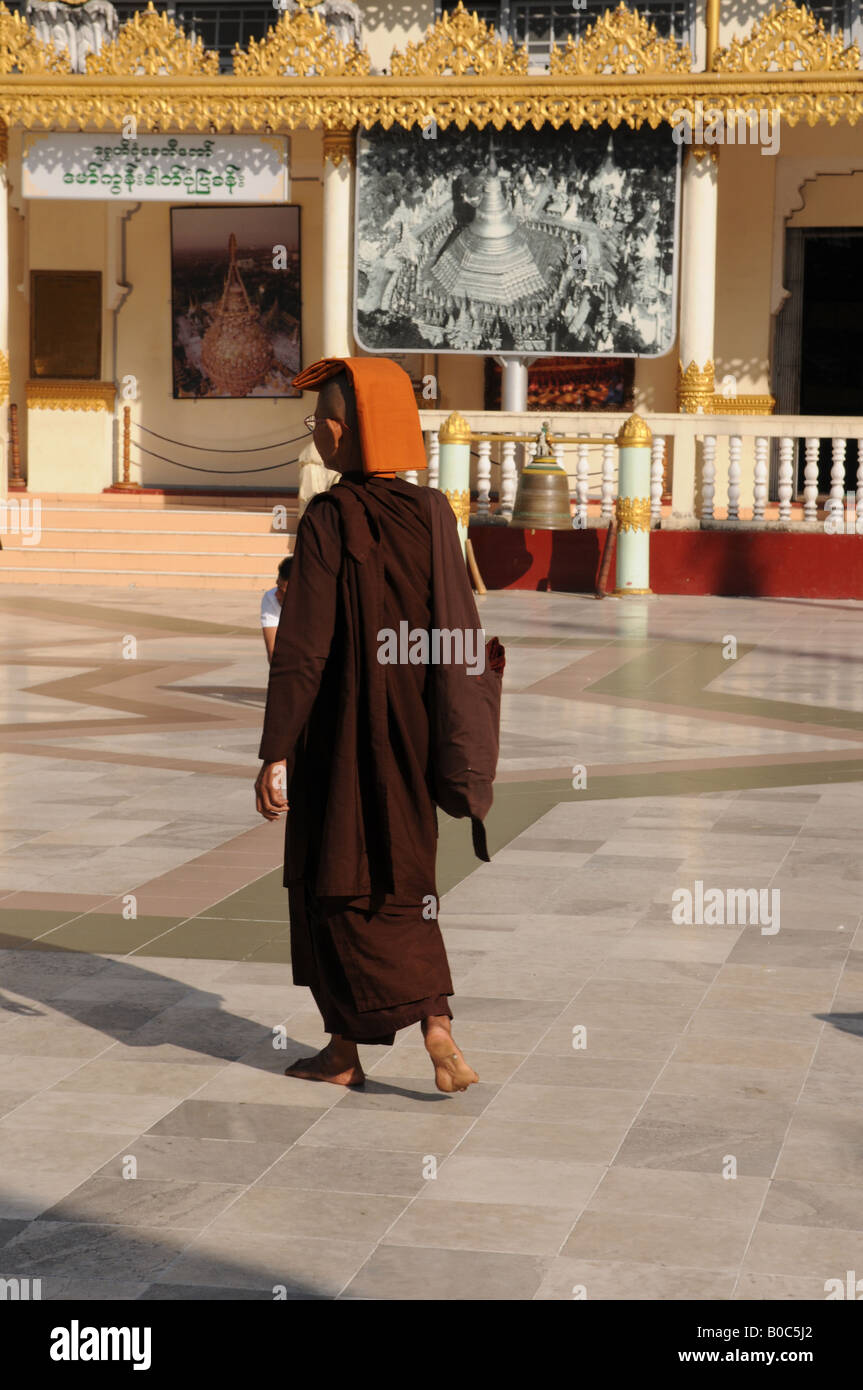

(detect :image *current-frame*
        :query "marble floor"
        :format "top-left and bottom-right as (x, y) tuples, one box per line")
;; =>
(0, 584), (861, 1300)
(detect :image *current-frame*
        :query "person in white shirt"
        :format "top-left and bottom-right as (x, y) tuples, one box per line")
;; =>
(260, 555), (292, 664)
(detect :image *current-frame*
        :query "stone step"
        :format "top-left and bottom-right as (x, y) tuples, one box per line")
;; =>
(0, 547), (286, 575)
(1, 529), (294, 554)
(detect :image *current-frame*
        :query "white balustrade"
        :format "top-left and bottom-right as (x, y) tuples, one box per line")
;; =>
(830, 438), (847, 526)
(415, 409), (863, 532)
(576, 442), (589, 528)
(403, 470), (419, 485)
(476, 438), (492, 520)
(426, 429), (440, 489)
(727, 436), (742, 520)
(601, 434), (616, 523)
(500, 439), (517, 520)
(777, 436), (794, 521)
(701, 435), (716, 520)
(753, 436), (769, 520)
(650, 435), (665, 526)
(803, 438), (819, 520)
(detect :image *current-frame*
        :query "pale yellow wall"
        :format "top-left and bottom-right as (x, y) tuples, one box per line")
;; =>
(787, 170), (863, 228)
(714, 143), (775, 398)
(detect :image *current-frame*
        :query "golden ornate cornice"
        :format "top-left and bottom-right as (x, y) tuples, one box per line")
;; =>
(0, 4), (862, 133)
(678, 359), (716, 413)
(550, 2), (692, 75)
(391, 2), (527, 77)
(0, 348), (9, 406)
(322, 124), (354, 166)
(233, 0), (369, 78)
(27, 380), (117, 412)
(714, 0), (860, 73)
(0, 0), (70, 74)
(85, 1), (219, 76)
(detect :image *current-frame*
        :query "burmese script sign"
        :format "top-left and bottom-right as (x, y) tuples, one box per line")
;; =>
(22, 134), (289, 202)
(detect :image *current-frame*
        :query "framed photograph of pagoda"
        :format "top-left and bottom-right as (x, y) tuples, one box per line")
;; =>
(354, 125), (680, 358)
(170, 206), (301, 399)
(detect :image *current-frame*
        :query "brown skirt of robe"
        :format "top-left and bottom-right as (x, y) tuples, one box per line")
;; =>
(292, 882), (452, 1046)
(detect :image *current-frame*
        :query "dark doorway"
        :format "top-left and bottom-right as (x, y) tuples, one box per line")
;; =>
(774, 229), (863, 496)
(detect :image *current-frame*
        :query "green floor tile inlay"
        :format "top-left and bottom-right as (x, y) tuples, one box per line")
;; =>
(590, 640), (863, 733)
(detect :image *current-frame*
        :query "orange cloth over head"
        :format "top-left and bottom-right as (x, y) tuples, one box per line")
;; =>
(292, 357), (427, 476)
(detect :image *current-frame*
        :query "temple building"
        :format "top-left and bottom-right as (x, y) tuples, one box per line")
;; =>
(0, 0), (861, 592)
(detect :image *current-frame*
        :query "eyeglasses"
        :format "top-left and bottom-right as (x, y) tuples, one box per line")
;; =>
(304, 414), (351, 434)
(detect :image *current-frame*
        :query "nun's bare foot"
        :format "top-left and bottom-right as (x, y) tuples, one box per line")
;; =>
(285, 1037), (365, 1087)
(422, 1015), (479, 1094)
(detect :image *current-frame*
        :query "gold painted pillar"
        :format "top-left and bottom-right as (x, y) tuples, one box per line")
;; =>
(321, 126), (355, 358)
(677, 147), (718, 413)
(705, 0), (720, 69)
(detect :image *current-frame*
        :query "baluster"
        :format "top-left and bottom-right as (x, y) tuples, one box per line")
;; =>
(830, 438), (847, 528)
(402, 470), (419, 485)
(753, 436), (768, 520)
(857, 438), (863, 534)
(701, 434), (717, 520)
(426, 429), (440, 489)
(576, 441), (589, 528)
(476, 439), (491, 520)
(803, 437), (819, 520)
(500, 439), (517, 521)
(601, 434), (616, 524)
(777, 436), (794, 522)
(650, 435), (664, 525)
(727, 435), (742, 521)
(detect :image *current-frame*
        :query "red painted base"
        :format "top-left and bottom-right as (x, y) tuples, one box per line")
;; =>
(468, 526), (863, 599)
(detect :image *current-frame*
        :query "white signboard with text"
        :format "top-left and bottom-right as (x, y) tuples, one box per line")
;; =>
(22, 133), (289, 202)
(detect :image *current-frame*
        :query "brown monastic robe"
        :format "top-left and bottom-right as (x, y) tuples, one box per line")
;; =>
(259, 472), (480, 1044)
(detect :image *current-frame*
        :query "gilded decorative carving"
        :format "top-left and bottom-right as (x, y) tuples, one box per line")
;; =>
(616, 496), (651, 532)
(85, 1), (219, 76)
(2, 83), (863, 136)
(678, 359), (716, 413)
(439, 410), (472, 444)
(390, 1), (528, 77)
(322, 125), (355, 167)
(234, 0), (369, 78)
(616, 412), (652, 447)
(0, 0), (70, 73)
(550, 3), (692, 75)
(27, 380), (117, 412)
(0, 348), (9, 406)
(714, 0), (860, 74)
(0, 2), (861, 134)
(712, 393), (776, 414)
(444, 488), (472, 527)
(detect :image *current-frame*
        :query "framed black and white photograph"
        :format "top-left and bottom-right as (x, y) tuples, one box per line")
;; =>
(171, 205), (301, 399)
(355, 125), (680, 358)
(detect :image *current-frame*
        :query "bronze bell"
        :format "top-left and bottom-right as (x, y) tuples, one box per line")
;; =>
(510, 427), (573, 530)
